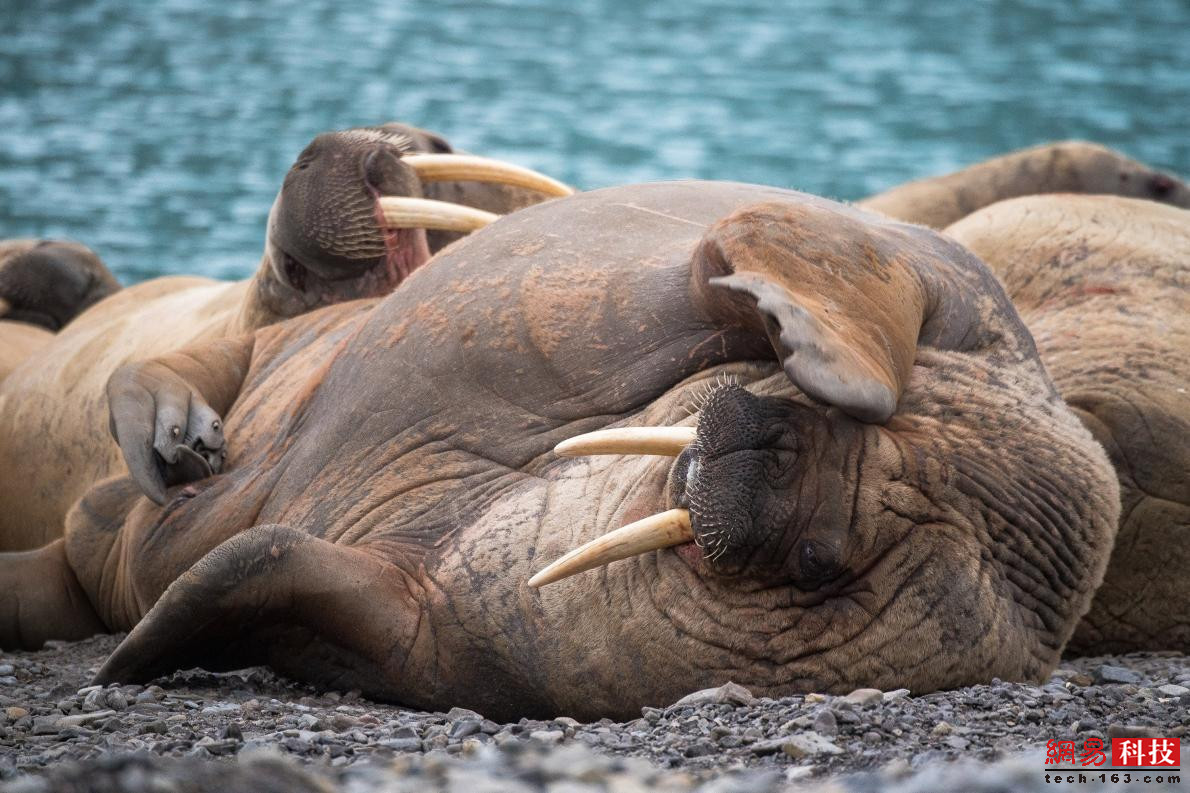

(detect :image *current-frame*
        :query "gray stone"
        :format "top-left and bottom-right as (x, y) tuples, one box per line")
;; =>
(812, 709), (838, 736)
(529, 729), (565, 745)
(883, 688), (911, 702)
(782, 731), (843, 758)
(1094, 664), (1140, 684)
(57, 709), (115, 727)
(843, 687), (884, 706)
(1157, 684), (1190, 697)
(671, 681), (756, 708)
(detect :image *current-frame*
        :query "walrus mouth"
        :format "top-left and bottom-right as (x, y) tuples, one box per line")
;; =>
(278, 231), (427, 306)
(529, 426), (698, 588)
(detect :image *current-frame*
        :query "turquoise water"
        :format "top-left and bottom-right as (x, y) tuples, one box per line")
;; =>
(2, 0), (1188, 283)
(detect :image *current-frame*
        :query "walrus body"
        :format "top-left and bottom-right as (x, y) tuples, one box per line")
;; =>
(860, 141), (1190, 228)
(0, 181), (1119, 720)
(0, 321), (51, 382)
(0, 124), (564, 550)
(946, 195), (1190, 653)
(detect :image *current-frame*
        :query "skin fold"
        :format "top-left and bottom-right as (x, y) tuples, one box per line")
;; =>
(0, 122), (557, 550)
(0, 181), (1119, 721)
(945, 195), (1190, 653)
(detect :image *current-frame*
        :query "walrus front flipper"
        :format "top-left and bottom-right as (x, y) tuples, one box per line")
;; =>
(694, 200), (1022, 424)
(95, 525), (426, 702)
(0, 540), (106, 650)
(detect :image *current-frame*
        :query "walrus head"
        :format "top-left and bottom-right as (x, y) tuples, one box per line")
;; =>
(254, 123), (571, 320)
(0, 239), (120, 330)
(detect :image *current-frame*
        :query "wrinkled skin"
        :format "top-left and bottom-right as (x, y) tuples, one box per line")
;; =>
(0, 238), (120, 331)
(0, 181), (1119, 721)
(0, 123), (556, 550)
(946, 195), (1190, 653)
(860, 141), (1190, 229)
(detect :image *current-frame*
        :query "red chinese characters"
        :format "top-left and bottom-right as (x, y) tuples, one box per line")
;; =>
(1112, 738), (1180, 768)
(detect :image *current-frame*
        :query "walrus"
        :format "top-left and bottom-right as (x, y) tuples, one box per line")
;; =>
(0, 238), (120, 331)
(945, 194), (1190, 653)
(859, 140), (1190, 228)
(0, 122), (570, 550)
(0, 181), (1119, 721)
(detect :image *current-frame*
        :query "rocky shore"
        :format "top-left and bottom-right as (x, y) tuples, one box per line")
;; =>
(1, 636), (1187, 791)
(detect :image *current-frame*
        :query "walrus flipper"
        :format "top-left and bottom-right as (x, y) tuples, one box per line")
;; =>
(94, 525), (426, 701)
(0, 540), (106, 650)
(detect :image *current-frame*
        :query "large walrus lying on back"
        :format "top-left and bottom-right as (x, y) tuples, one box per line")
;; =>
(0, 122), (570, 550)
(2, 180), (1138, 720)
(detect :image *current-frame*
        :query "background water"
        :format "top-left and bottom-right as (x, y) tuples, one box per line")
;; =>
(2, 0), (1188, 283)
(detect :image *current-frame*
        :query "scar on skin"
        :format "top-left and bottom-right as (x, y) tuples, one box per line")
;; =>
(610, 203), (707, 228)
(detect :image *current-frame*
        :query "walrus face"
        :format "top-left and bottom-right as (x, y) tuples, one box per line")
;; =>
(260, 128), (432, 317)
(0, 239), (120, 330)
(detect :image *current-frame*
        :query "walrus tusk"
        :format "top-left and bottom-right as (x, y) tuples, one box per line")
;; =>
(379, 197), (499, 232)
(554, 426), (696, 457)
(528, 508), (694, 588)
(403, 154), (575, 197)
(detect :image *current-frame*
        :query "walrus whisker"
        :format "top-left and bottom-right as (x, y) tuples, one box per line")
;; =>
(379, 197), (499, 233)
(403, 154), (575, 197)
(553, 426), (696, 457)
(528, 508), (694, 588)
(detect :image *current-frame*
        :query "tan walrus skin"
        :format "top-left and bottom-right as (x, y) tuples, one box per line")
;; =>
(946, 194), (1190, 654)
(859, 140), (1190, 227)
(0, 122), (567, 550)
(0, 180), (1118, 720)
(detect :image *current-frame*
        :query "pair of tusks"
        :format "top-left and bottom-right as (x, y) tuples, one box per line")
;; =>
(380, 154), (574, 233)
(528, 426), (698, 588)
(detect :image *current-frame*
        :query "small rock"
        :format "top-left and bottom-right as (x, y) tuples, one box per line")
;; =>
(58, 709), (116, 727)
(812, 709), (838, 736)
(804, 693), (829, 704)
(82, 689), (106, 712)
(1157, 684), (1190, 697)
(883, 688), (911, 702)
(529, 729), (565, 745)
(138, 720), (168, 735)
(451, 719), (482, 740)
(944, 736), (970, 750)
(1067, 673), (1094, 687)
(5, 707), (28, 721)
(931, 721), (954, 736)
(377, 737), (422, 752)
(784, 766), (817, 782)
(32, 716), (61, 735)
(446, 706), (483, 721)
(1108, 724), (1161, 739)
(1094, 665), (1140, 685)
(843, 688), (884, 706)
(671, 681), (756, 708)
(782, 731), (843, 758)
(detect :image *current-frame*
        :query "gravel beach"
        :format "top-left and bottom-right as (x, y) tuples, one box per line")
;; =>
(1, 636), (1187, 791)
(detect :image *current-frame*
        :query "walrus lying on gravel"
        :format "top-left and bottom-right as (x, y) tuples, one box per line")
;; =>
(946, 195), (1190, 654)
(0, 122), (570, 550)
(0, 181), (1121, 720)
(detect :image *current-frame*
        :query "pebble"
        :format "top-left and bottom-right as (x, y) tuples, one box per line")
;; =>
(842, 687), (883, 706)
(670, 681), (756, 708)
(782, 731), (843, 758)
(1157, 683), (1189, 697)
(1093, 664), (1140, 684)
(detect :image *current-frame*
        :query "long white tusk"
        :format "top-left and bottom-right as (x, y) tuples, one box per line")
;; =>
(379, 196), (499, 232)
(403, 154), (575, 197)
(554, 426), (696, 458)
(528, 508), (693, 588)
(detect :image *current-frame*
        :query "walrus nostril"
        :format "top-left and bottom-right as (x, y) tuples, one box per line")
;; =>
(363, 147), (403, 198)
(1149, 174), (1175, 197)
